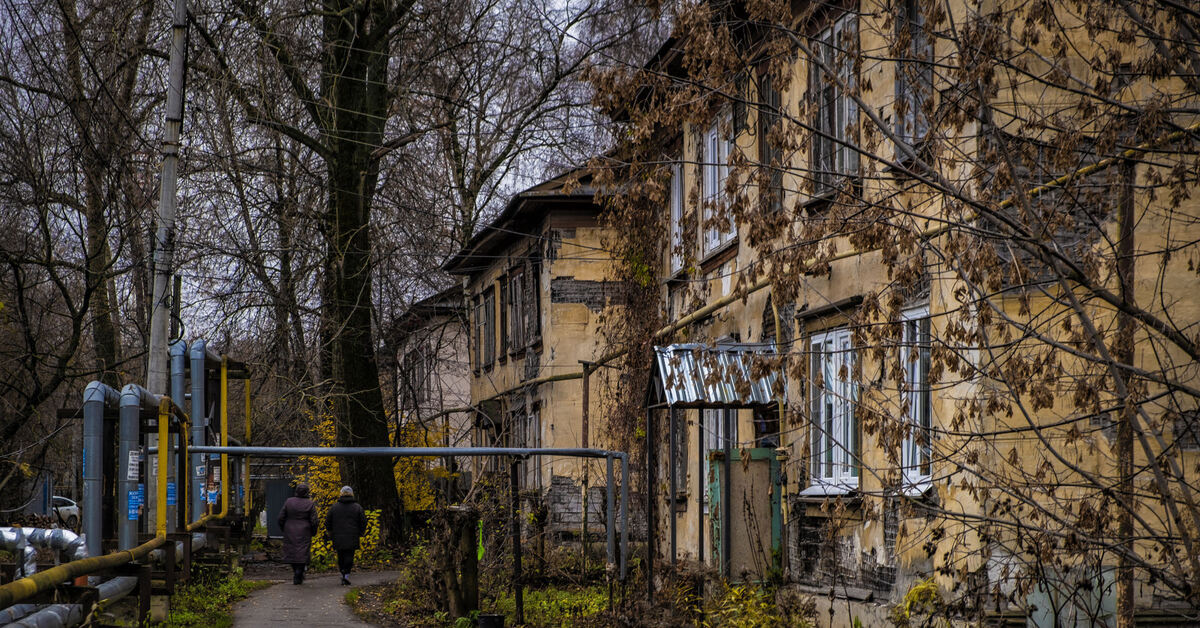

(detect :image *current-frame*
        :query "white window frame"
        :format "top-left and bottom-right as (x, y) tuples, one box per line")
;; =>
(900, 307), (932, 493)
(669, 163), (684, 273)
(804, 327), (857, 494)
(702, 119), (735, 254)
(895, 0), (932, 153)
(810, 13), (859, 193)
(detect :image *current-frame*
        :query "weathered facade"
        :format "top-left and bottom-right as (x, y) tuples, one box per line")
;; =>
(445, 173), (622, 538)
(391, 286), (474, 496)
(599, 0), (1200, 625)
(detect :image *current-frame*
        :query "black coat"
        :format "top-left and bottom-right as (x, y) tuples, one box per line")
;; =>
(325, 496), (367, 551)
(277, 496), (318, 563)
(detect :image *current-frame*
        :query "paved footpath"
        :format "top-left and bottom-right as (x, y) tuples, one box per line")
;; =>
(233, 569), (399, 627)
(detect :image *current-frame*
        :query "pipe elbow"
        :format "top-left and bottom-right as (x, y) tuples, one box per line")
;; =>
(83, 381), (119, 406)
(188, 339), (207, 361)
(170, 339), (188, 358)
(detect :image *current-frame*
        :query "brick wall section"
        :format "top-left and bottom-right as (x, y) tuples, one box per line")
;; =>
(550, 277), (628, 312)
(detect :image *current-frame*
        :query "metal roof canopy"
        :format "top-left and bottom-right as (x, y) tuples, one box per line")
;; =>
(650, 342), (783, 409)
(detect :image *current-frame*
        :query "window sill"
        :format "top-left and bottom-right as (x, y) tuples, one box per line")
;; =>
(698, 238), (738, 273)
(799, 178), (861, 213)
(897, 480), (933, 500)
(797, 481), (858, 499)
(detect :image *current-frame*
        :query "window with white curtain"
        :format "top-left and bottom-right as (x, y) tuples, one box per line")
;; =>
(900, 307), (932, 490)
(809, 13), (859, 194)
(702, 119), (735, 254)
(808, 327), (857, 492)
(669, 162), (684, 273)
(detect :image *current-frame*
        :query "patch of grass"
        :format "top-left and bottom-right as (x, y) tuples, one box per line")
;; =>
(344, 588), (361, 605)
(488, 584), (608, 627)
(153, 565), (272, 628)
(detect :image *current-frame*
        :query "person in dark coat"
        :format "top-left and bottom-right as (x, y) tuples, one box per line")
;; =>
(325, 485), (367, 585)
(277, 482), (318, 585)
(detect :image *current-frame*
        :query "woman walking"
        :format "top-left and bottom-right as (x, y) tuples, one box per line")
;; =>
(325, 485), (367, 585)
(277, 482), (318, 585)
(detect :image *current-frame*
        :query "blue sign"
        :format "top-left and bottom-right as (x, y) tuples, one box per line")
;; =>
(82, 448), (86, 477)
(127, 491), (139, 520)
(138, 483), (145, 506)
(167, 482), (177, 506)
(207, 489), (219, 504)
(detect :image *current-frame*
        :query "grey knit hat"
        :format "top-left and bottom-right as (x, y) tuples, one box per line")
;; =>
(339, 485), (354, 497)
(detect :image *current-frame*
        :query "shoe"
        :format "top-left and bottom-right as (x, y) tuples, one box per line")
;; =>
(341, 575), (350, 586)
(293, 577), (302, 585)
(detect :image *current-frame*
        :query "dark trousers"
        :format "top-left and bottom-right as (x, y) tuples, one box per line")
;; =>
(290, 563), (306, 583)
(337, 549), (355, 575)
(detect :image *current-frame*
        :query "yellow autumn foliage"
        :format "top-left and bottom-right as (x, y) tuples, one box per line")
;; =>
(294, 409), (440, 568)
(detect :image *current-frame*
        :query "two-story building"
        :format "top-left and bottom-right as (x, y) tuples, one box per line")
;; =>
(445, 172), (624, 539)
(596, 0), (1200, 624)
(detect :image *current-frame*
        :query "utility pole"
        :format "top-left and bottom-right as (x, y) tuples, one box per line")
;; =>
(146, 0), (189, 396)
(145, 0), (189, 536)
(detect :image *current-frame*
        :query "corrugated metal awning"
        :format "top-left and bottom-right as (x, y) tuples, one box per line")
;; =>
(652, 343), (782, 408)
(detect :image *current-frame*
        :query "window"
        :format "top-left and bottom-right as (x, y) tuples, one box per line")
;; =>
(895, 0), (933, 151)
(702, 118), (735, 254)
(499, 279), (509, 355)
(758, 74), (784, 213)
(900, 307), (931, 490)
(702, 408), (737, 508)
(508, 271), (525, 351)
(810, 13), (859, 194)
(523, 257), (542, 342)
(482, 287), (496, 366)
(809, 328), (857, 491)
(669, 163), (684, 273)
(402, 348), (431, 407)
(514, 406), (541, 488)
(669, 409), (689, 499)
(473, 297), (484, 371)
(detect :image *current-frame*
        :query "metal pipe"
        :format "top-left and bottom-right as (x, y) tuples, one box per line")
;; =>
(723, 410), (732, 578)
(157, 444), (632, 581)
(605, 456), (615, 570)
(215, 357), (229, 518)
(179, 446), (624, 459)
(156, 400), (170, 536)
(168, 341), (188, 533)
(0, 529), (36, 578)
(188, 340), (215, 522)
(82, 381), (119, 561)
(117, 385), (152, 550)
(244, 377), (251, 516)
(620, 454), (629, 581)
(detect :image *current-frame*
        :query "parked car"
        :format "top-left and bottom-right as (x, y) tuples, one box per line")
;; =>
(52, 496), (78, 530)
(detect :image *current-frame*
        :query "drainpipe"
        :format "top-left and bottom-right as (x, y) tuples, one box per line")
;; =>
(82, 381), (119, 560)
(119, 385), (159, 550)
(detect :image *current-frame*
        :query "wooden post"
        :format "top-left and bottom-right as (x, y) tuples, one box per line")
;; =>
(510, 459), (524, 625)
(581, 362), (591, 579)
(645, 407), (655, 602)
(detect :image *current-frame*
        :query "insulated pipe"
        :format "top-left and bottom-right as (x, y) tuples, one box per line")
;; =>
(0, 529), (36, 578)
(2, 530), (209, 627)
(117, 385), (152, 550)
(168, 341), (188, 533)
(214, 357), (229, 518)
(188, 340), (218, 521)
(244, 380), (251, 517)
(5, 528), (88, 563)
(156, 400), (170, 536)
(81, 381), (119, 560)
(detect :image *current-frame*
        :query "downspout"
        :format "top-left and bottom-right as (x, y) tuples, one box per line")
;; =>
(82, 381), (119, 560)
